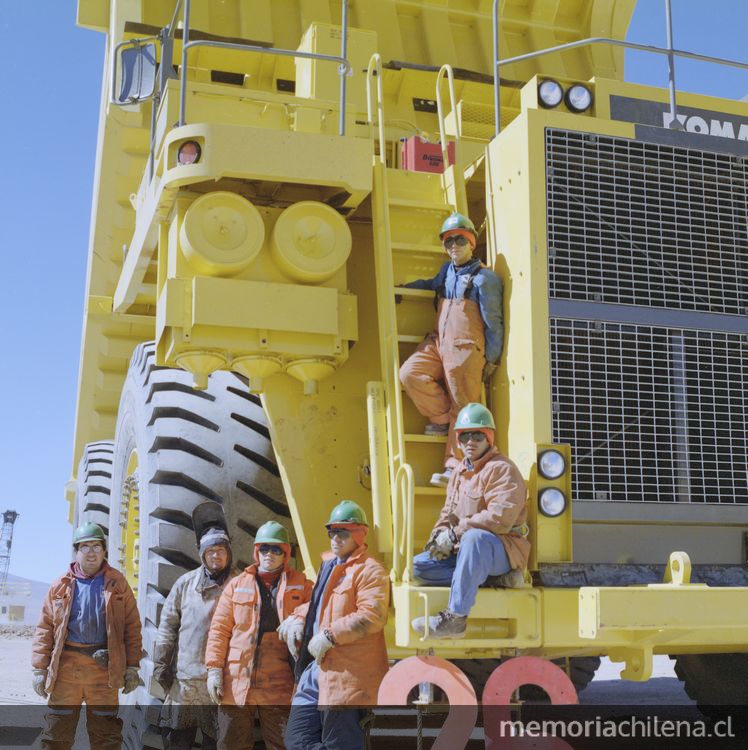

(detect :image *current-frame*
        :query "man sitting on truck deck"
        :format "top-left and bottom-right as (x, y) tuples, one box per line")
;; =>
(278, 500), (390, 750)
(411, 403), (529, 639)
(399, 211), (504, 488)
(205, 520), (312, 750)
(152, 501), (237, 750)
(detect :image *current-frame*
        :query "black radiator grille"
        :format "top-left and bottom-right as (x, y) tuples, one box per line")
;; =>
(546, 129), (748, 315)
(550, 319), (748, 504)
(546, 128), (748, 504)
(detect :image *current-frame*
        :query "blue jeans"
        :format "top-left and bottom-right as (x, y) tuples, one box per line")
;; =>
(285, 663), (366, 750)
(413, 528), (511, 615)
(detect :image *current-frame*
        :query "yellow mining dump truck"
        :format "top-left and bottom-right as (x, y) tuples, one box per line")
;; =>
(72, 0), (748, 730)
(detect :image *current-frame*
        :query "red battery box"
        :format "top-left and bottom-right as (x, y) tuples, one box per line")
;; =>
(400, 137), (455, 173)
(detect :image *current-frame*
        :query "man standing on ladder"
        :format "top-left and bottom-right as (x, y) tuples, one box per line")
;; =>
(399, 212), (504, 487)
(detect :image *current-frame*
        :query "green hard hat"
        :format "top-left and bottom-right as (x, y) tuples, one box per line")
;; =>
(455, 402), (496, 431)
(439, 211), (477, 239)
(255, 521), (290, 545)
(73, 521), (107, 547)
(325, 500), (368, 527)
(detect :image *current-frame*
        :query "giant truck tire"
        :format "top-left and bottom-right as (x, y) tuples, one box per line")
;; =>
(563, 656), (601, 693)
(674, 653), (748, 710)
(453, 656), (600, 700)
(73, 441), (115, 538)
(106, 342), (290, 747)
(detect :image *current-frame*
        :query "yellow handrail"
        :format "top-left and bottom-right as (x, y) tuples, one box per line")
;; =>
(394, 463), (415, 581)
(366, 54), (386, 166)
(436, 64), (460, 168)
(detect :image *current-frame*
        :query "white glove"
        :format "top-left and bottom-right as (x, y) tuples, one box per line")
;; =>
(428, 528), (455, 560)
(32, 669), (48, 699)
(307, 631), (335, 665)
(207, 668), (223, 705)
(277, 616), (305, 659)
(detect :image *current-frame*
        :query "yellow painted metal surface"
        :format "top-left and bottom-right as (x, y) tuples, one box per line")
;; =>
(73, 0), (748, 679)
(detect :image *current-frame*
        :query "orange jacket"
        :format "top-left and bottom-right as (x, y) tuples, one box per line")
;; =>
(294, 545), (390, 706)
(205, 565), (312, 706)
(32, 563), (142, 693)
(434, 446), (530, 570)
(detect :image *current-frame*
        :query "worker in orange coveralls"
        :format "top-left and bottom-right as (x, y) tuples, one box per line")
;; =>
(399, 211), (504, 488)
(205, 521), (312, 750)
(31, 521), (142, 750)
(278, 500), (390, 750)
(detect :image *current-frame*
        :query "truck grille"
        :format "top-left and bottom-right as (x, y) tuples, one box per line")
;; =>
(547, 129), (748, 315)
(546, 128), (748, 504)
(550, 320), (748, 503)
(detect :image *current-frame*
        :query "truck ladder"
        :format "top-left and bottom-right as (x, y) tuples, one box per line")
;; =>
(367, 56), (466, 581)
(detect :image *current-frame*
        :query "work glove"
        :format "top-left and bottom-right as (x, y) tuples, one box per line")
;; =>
(32, 669), (48, 699)
(152, 665), (174, 695)
(426, 528), (456, 561)
(277, 616), (305, 659)
(92, 649), (109, 668)
(207, 668), (224, 705)
(122, 667), (140, 694)
(152, 642), (174, 694)
(307, 630), (335, 665)
(482, 361), (498, 383)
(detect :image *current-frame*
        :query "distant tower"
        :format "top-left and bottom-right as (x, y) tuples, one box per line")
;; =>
(0, 511), (19, 595)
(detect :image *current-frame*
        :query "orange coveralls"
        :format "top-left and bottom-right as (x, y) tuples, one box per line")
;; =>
(32, 563), (142, 750)
(205, 563), (312, 750)
(400, 294), (486, 468)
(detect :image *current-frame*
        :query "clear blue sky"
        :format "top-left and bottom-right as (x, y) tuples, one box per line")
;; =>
(2, 1), (747, 584)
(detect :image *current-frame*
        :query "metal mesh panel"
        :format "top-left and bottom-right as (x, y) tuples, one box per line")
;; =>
(546, 129), (748, 315)
(550, 319), (748, 504)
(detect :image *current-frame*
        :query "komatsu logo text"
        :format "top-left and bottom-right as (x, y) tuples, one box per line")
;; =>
(610, 95), (748, 144)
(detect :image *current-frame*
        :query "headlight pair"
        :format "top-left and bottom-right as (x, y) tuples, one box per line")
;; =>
(538, 80), (593, 113)
(538, 449), (568, 517)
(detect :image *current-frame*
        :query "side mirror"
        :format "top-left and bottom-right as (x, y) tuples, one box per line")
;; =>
(111, 41), (158, 104)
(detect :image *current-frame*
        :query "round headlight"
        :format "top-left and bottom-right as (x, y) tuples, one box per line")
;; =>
(538, 450), (566, 480)
(539, 488), (567, 517)
(538, 79), (563, 108)
(565, 84), (593, 113)
(177, 140), (202, 165)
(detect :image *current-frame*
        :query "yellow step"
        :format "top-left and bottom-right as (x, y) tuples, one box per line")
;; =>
(397, 334), (423, 344)
(391, 241), (444, 255)
(404, 433), (447, 444)
(389, 197), (451, 212)
(414, 486), (446, 496)
(393, 287), (434, 300)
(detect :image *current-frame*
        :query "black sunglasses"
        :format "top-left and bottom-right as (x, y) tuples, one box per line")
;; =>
(257, 544), (284, 555)
(443, 235), (470, 248)
(458, 431), (488, 445)
(327, 528), (352, 540)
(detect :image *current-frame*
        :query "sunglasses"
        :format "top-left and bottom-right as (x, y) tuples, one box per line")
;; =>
(327, 528), (352, 540)
(457, 431), (488, 445)
(78, 544), (104, 554)
(257, 544), (284, 555)
(443, 235), (470, 249)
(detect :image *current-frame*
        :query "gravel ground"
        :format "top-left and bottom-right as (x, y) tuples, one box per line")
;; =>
(0, 628), (45, 705)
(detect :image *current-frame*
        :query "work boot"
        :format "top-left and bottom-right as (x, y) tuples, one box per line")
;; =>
(485, 569), (526, 589)
(424, 422), (449, 436)
(430, 468), (453, 487)
(411, 609), (467, 639)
